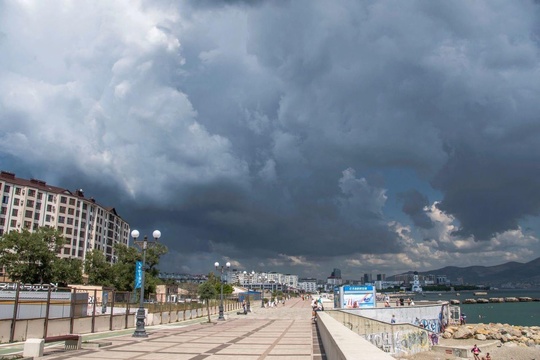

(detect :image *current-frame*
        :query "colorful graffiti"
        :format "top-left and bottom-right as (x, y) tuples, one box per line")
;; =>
(365, 329), (430, 355)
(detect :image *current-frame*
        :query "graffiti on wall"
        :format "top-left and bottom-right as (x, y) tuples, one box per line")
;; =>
(419, 318), (440, 332)
(365, 329), (430, 355)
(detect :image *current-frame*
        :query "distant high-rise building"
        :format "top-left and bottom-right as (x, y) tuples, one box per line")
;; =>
(376, 273), (386, 281)
(331, 268), (342, 278)
(0, 171), (130, 265)
(363, 273), (372, 284)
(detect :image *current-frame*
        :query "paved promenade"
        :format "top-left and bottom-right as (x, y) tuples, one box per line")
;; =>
(18, 297), (326, 360)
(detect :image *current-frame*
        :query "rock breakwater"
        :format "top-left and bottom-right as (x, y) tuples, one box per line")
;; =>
(443, 324), (540, 347)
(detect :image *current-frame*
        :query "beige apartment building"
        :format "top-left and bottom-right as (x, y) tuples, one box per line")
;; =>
(0, 171), (130, 266)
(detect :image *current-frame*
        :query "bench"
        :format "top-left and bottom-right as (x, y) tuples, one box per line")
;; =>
(23, 334), (82, 358)
(45, 334), (82, 350)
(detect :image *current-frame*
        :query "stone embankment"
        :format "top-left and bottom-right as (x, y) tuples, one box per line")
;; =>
(442, 324), (540, 347)
(460, 296), (538, 304)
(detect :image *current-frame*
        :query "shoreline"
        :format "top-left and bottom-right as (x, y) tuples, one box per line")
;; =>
(398, 337), (540, 360)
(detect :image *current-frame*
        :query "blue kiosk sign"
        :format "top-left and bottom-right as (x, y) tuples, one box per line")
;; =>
(334, 285), (376, 309)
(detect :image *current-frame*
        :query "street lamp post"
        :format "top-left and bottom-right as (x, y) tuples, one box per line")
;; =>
(243, 270), (255, 312)
(131, 229), (161, 338)
(261, 275), (267, 308)
(215, 261), (230, 321)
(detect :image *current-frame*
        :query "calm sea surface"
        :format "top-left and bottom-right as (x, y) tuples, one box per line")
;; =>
(413, 289), (540, 327)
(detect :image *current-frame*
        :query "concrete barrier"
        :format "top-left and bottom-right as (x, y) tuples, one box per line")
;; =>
(317, 312), (395, 360)
(23, 338), (44, 358)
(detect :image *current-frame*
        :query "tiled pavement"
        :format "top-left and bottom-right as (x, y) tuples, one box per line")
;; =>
(33, 297), (326, 360)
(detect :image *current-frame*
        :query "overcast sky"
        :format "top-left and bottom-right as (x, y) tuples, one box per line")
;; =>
(1, 0), (540, 280)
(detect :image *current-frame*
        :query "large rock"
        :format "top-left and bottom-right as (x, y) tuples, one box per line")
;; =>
(442, 331), (453, 339)
(453, 327), (474, 339)
(510, 328), (522, 337)
(475, 334), (486, 341)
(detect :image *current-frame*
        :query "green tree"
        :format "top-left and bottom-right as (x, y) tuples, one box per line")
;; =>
(84, 250), (113, 286)
(207, 272), (234, 296)
(198, 281), (218, 323)
(0, 227), (67, 284)
(111, 242), (168, 298)
(53, 257), (83, 286)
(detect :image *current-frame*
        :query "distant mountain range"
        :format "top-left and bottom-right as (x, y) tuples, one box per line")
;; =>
(392, 257), (540, 286)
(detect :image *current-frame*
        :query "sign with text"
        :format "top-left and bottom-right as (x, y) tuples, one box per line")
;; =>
(0, 282), (58, 292)
(339, 285), (376, 308)
(134, 261), (142, 289)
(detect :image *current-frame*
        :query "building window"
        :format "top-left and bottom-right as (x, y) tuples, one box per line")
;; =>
(28, 189), (36, 197)
(25, 210), (32, 218)
(63, 248), (70, 255)
(34, 213), (40, 220)
(2, 196), (9, 204)
(66, 227), (72, 235)
(3, 185), (10, 192)
(67, 218), (73, 225)
(13, 198), (19, 206)
(10, 220), (17, 227)
(11, 209), (18, 217)
(69, 198), (75, 205)
(0, 218), (4, 226)
(59, 206), (66, 214)
(58, 216), (65, 224)
(37, 192), (43, 200)
(26, 200), (34, 208)
(58, 226), (64, 233)
(45, 214), (51, 222)
(24, 221), (31, 229)
(48, 194), (54, 202)
(68, 208), (74, 215)
(15, 188), (21, 195)
(46, 204), (53, 212)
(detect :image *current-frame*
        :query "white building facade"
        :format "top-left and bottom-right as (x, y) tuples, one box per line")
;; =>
(0, 171), (130, 265)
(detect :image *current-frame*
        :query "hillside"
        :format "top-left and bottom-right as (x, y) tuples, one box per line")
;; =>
(390, 257), (540, 286)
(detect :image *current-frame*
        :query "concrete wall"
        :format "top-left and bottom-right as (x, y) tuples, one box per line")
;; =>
(327, 309), (434, 356)
(317, 312), (395, 360)
(342, 302), (447, 333)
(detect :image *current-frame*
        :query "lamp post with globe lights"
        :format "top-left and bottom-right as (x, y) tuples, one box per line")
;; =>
(243, 270), (255, 312)
(131, 229), (161, 338)
(215, 261), (230, 321)
(260, 275), (267, 308)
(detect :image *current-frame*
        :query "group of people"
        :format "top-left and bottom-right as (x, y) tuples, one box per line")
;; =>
(311, 297), (324, 321)
(471, 344), (491, 360)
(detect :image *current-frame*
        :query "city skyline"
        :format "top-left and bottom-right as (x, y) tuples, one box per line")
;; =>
(2, 1), (540, 279)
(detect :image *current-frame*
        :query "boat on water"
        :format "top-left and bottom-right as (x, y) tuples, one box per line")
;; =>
(474, 291), (488, 296)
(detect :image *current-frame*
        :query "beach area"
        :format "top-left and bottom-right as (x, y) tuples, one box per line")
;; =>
(398, 338), (539, 360)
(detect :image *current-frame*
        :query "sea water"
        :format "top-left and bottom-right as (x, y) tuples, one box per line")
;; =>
(415, 289), (540, 326)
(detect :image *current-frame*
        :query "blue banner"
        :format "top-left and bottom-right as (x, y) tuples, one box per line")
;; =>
(134, 261), (142, 289)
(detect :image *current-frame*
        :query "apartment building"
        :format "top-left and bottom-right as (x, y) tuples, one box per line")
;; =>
(0, 171), (130, 265)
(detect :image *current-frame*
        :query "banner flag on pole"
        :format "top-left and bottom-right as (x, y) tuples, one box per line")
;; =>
(135, 261), (142, 289)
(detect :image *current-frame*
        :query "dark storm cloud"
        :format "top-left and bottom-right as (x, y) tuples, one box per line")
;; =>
(433, 146), (540, 241)
(2, 0), (540, 277)
(399, 190), (433, 229)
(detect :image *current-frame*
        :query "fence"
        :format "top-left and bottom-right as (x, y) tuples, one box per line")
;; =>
(0, 284), (241, 343)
